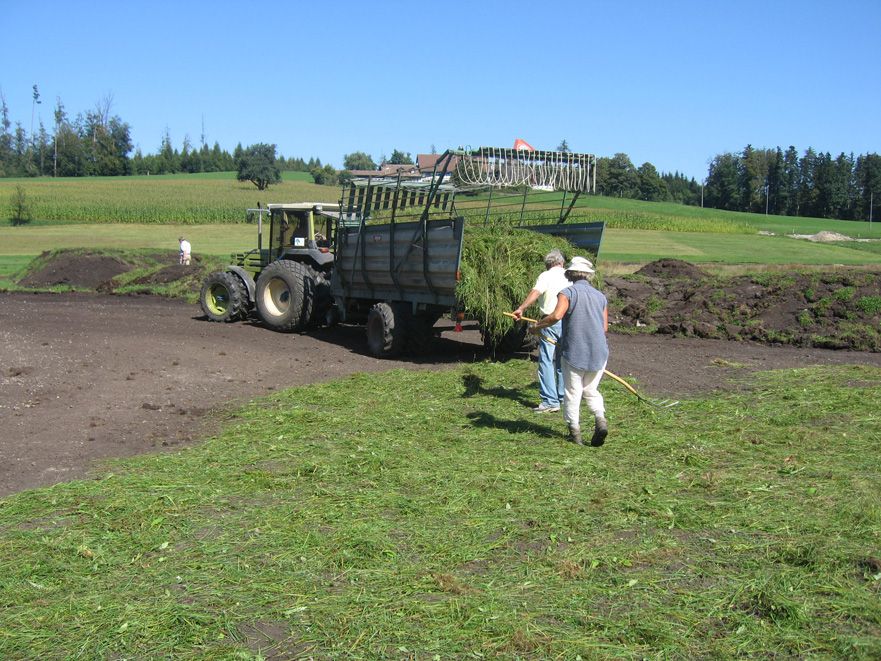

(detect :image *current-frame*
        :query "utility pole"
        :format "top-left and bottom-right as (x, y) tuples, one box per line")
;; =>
(700, 180), (704, 208)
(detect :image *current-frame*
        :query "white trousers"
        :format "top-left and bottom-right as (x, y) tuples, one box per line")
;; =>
(562, 357), (606, 428)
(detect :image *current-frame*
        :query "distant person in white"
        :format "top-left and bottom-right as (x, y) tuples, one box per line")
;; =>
(512, 249), (571, 413)
(179, 237), (191, 265)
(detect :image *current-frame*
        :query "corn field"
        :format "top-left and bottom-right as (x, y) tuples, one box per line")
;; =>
(0, 174), (338, 224)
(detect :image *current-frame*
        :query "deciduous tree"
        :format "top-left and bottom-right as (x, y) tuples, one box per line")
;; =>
(343, 151), (376, 171)
(237, 143), (282, 190)
(637, 162), (666, 201)
(387, 149), (413, 165)
(9, 185), (32, 226)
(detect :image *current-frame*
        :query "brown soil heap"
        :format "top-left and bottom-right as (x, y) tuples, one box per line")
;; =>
(606, 261), (881, 352)
(19, 253), (132, 289)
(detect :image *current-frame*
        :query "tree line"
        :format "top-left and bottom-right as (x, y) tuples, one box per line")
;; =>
(593, 153), (703, 206)
(2, 90), (878, 220)
(704, 145), (880, 220)
(579, 146), (879, 221)
(0, 90), (316, 178)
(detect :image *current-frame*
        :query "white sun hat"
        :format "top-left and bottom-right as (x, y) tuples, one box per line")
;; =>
(566, 256), (595, 274)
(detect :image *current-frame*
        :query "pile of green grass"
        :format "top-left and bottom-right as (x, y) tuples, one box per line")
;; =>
(0, 362), (879, 657)
(457, 225), (578, 340)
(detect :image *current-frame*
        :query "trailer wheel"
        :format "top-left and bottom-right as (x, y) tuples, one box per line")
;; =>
(366, 302), (406, 357)
(200, 271), (248, 322)
(255, 260), (314, 332)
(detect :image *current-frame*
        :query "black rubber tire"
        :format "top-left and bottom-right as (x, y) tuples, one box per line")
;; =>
(255, 260), (315, 332)
(200, 271), (248, 323)
(366, 302), (406, 357)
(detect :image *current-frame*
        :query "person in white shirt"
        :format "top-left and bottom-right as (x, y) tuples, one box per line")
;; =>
(178, 237), (192, 266)
(512, 249), (571, 413)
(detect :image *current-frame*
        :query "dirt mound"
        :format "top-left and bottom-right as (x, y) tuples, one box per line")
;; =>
(132, 264), (192, 285)
(609, 264), (881, 352)
(19, 253), (132, 288)
(635, 259), (707, 279)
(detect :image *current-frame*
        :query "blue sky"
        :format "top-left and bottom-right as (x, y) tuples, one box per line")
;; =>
(2, 0), (879, 180)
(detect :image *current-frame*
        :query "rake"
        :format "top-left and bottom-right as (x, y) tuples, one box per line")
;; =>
(502, 311), (679, 409)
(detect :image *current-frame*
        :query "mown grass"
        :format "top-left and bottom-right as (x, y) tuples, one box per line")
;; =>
(580, 195), (881, 239)
(0, 223), (255, 257)
(0, 362), (879, 658)
(600, 229), (881, 266)
(0, 255), (33, 288)
(0, 171), (336, 224)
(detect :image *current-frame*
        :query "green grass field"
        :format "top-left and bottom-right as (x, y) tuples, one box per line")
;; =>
(599, 229), (881, 266)
(580, 195), (881, 237)
(2, 224), (878, 285)
(1, 174), (879, 287)
(3, 172), (879, 238)
(1, 362), (878, 658)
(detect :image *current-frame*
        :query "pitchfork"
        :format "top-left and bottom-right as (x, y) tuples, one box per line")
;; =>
(502, 311), (679, 409)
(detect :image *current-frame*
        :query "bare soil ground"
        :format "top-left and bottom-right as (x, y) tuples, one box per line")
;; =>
(3, 291), (881, 497)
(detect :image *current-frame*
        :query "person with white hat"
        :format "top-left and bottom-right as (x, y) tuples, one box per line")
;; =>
(529, 256), (609, 447)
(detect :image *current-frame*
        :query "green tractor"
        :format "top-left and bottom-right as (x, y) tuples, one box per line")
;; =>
(199, 203), (339, 331)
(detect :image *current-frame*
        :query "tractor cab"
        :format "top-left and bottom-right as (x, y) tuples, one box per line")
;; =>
(265, 203), (340, 269)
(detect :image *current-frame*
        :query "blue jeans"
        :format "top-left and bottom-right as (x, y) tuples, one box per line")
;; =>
(537, 320), (564, 407)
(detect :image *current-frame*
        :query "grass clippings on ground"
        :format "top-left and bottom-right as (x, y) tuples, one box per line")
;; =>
(0, 362), (879, 658)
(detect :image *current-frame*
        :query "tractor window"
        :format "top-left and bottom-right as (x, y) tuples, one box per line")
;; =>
(288, 211), (310, 247)
(270, 209), (288, 255)
(314, 216), (331, 247)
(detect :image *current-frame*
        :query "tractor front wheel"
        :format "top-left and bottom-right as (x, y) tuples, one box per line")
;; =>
(255, 260), (315, 332)
(200, 271), (248, 322)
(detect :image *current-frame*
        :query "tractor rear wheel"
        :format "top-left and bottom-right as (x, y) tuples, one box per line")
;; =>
(366, 302), (406, 357)
(255, 260), (315, 332)
(200, 271), (248, 322)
